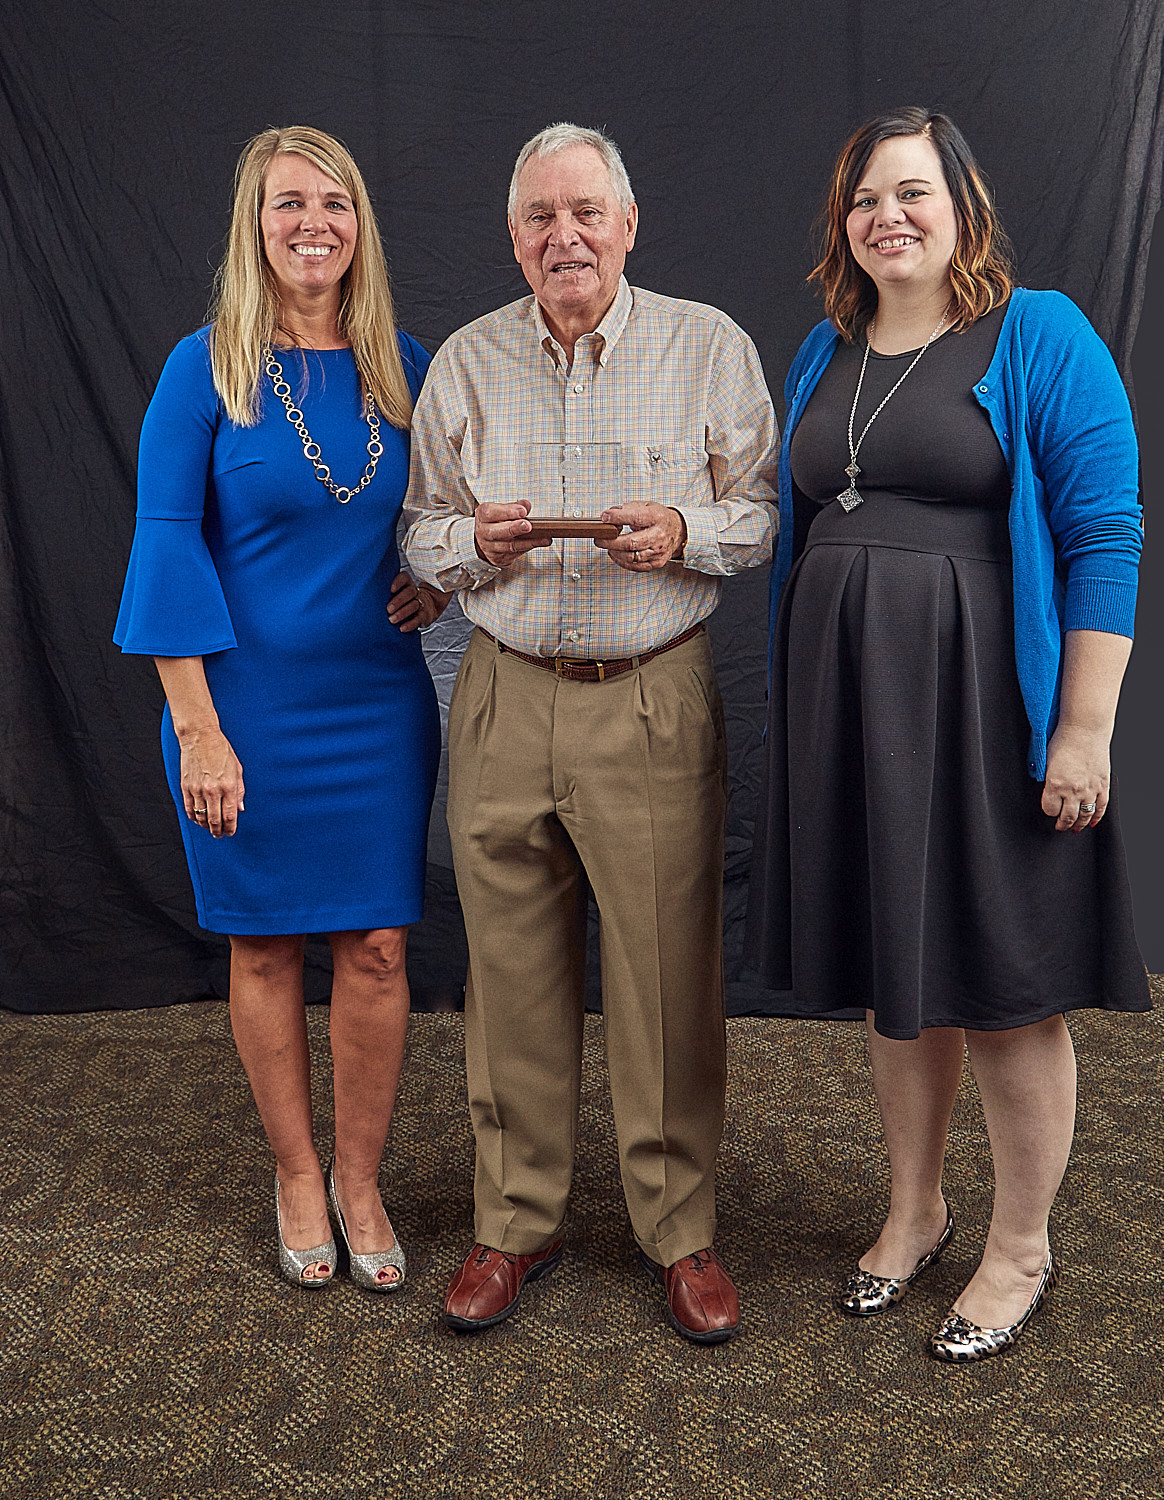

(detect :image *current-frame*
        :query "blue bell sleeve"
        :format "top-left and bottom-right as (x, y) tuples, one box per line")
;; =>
(114, 331), (238, 656)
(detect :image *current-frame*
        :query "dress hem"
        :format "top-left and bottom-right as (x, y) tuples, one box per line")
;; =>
(737, 990), (1152, 1039)
(195, 904), (425, 937)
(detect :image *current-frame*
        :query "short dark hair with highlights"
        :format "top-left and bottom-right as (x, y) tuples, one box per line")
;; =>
(809, 106), (1015, 341)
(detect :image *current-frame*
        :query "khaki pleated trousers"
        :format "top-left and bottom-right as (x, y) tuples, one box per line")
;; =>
(446, 626), (728, 1267)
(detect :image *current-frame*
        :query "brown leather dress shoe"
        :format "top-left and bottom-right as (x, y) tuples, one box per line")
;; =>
(443, 1240), (564, 1332)
(640, 1247), (740, 1344)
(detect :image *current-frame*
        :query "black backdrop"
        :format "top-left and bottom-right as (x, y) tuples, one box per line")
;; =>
(2, 0), (1162, 1013)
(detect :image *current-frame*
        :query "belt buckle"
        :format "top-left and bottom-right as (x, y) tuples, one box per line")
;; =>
(554, 657), (605, 681)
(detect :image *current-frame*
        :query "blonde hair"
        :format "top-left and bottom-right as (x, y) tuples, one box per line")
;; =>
(208, 125), (413, 428)
(809, 107), (1014, 342)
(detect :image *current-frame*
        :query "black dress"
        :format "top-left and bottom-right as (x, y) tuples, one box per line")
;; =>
(744, 308), (1149, 1039)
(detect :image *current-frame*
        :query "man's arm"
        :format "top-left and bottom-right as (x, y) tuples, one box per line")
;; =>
(401, 354), (503, 590)
(402, 351), (555, 586)
(599, 322), (779, 574)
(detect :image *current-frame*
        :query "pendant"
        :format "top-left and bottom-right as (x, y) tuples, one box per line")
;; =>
(837, 458), (863, 511)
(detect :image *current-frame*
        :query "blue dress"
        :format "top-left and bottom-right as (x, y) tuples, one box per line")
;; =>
(115, 328), (440, 935)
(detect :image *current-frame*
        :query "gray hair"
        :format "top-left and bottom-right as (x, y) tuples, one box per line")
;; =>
(507, 122), (635, 219)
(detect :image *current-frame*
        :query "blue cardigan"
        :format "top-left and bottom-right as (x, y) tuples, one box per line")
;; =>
(772, 288), (1143, 779)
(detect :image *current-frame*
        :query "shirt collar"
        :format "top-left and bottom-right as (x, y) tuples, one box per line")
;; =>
(533, 277), (634, 368)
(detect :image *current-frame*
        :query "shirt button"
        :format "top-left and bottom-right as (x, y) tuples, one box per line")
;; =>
(573, 508), (584, 518)
(978, 384), (989, 393)
(573, 383), (585, 394)
(568, 630), (581, 642)
(573, 446), (583, 457)
(569, 571), (581, 581)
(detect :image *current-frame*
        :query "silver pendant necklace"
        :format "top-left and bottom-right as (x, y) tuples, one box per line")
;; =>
(265, 348), (384, 504)
(837, 307), (950, 512)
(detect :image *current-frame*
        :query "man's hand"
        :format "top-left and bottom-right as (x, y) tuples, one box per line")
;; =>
(387, 570), (450, 632)
(474, 502), (554, 567)
(596, 504), (686, 571)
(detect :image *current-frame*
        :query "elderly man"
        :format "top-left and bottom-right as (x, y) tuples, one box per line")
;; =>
(403, 123), (777, 1343)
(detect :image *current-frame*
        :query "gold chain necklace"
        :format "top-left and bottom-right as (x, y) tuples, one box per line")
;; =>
(264, 348), (383, 504)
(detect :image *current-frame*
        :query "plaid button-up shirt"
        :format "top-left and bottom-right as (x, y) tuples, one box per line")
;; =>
(402, 278), (778, 659)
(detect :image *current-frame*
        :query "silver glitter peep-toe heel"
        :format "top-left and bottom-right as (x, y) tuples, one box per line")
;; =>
(274, 1176), (337, 1288)
(838, 1206), (955, 1316)
(929, 1253), (1059, 1362)
(327, 1159), (406, 1293)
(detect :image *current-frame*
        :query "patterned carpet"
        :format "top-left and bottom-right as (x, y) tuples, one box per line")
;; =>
(1, 988), (1161, 1499)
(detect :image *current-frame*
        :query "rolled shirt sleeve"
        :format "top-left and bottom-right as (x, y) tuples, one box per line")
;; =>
(402, 374), (503, 594)
(676, 320), (779, 573)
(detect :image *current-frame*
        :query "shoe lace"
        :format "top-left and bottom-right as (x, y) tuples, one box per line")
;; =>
(474, 1245), (516, 1266)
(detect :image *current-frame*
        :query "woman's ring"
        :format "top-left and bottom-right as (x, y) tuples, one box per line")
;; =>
(194, 806), (208, 814)
(1081, 801), (1096, 814)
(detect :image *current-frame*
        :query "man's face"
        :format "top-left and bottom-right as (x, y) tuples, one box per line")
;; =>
(509, 145), (638, 341)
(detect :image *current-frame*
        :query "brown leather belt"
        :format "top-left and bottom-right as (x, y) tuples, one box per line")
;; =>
(478, 622), (704, 683)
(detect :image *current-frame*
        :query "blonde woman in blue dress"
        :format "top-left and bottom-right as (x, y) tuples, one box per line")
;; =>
(116, 127), (446, 1290)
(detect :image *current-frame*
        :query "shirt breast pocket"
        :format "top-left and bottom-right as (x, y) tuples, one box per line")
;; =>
(622, 442), (709, 510)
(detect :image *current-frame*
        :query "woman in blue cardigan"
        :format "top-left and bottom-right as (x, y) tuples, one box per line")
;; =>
(745, 108), (1148, 1362)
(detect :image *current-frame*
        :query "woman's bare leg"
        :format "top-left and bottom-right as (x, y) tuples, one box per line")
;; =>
(954, 1014), (1076, 1327)
(859, 1017), (965, 1276)
(328, 927), (411, 1285)
(229, 933), (331, 1280)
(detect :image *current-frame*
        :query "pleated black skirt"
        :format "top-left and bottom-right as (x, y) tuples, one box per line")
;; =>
(744, 495), (1149, 1038)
